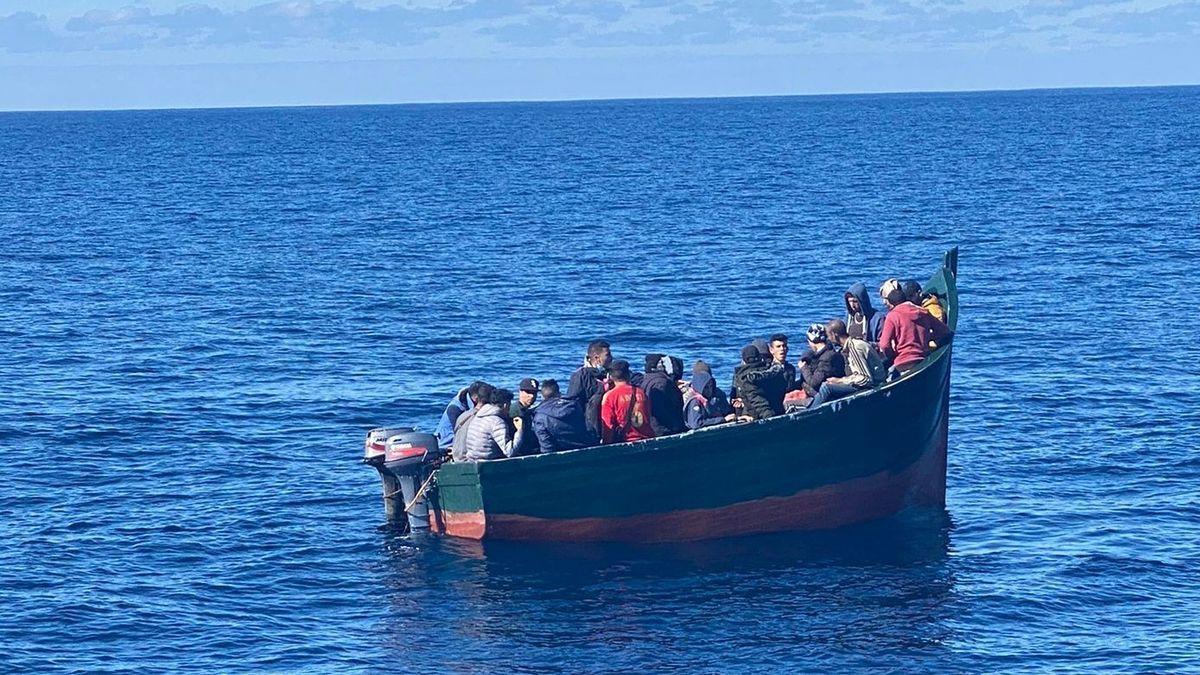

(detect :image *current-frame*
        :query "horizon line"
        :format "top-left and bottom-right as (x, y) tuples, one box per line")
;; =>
(1, 81), (1196, 115)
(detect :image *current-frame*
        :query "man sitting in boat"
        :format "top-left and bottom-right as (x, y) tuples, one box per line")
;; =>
(878, 286), (952, 377)
(900, 279), (946, 323)
(435, 380), (487, 449)
(458, 387), (521, 461)
(451, 382), (492, 461)
(566, 339), (612, 438)
(508, 379), (541, 456)
(806, 319), (889, 408)
(532, 379), (596, 453)
(683, 364), (737, 429)
(796, 323), (846, 402)
(732, 345), (787, 420)
(844, 282), (887, 344)
(599, 360), (655, 443)
(638, 354), (687, 436)
(768, 333), (798, 392)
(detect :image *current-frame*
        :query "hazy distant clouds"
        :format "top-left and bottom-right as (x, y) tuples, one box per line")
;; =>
(2, 0), (1198, 55)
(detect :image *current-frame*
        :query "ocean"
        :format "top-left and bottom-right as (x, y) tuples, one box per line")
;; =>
(2, 86), (1199, 672)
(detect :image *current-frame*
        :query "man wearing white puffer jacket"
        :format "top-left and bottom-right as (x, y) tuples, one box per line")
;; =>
(460, 388), (520, 461)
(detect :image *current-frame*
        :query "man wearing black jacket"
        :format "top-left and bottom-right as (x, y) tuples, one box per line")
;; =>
(733, 345), (787, 420)
(566, 340), (612, 438)
(768, 333), (799, 392)
(798, 323), (846, 399)
(638, 354), (687, 436)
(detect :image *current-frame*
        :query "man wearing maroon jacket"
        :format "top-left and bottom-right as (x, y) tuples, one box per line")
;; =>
(878, 287), (952, 375)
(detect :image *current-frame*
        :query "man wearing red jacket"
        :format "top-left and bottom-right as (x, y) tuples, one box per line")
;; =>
(600, 360), (655, 444)
(878, 287), (952, 375)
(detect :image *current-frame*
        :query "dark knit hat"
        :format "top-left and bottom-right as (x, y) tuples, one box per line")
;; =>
(741, 345), (762, 363)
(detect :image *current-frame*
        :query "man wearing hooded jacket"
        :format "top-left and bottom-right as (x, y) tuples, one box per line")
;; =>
(844, 282), (887, 344)
(685, 369), (737, 429)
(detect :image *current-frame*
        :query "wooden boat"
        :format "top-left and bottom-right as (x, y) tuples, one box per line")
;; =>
(422, 248), (959, 543)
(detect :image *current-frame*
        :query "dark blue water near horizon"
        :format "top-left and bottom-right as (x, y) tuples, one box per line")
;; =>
(2, 86), (1199, 672)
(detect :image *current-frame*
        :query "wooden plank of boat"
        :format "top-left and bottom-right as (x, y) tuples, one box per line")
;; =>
(428, 248), (959, 543)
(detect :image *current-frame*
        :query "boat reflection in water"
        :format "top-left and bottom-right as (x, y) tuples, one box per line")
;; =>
(375, 509), (957, 670)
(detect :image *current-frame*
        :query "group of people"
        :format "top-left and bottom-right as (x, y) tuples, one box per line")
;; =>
(436, 278), (951, 462)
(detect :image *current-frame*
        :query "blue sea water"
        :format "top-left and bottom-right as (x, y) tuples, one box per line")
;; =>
(2, 86), (1200, 672)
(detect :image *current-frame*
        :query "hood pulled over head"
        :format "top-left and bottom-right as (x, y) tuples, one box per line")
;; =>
(845, 282), (877, 317)
(691, 371), (717, 399)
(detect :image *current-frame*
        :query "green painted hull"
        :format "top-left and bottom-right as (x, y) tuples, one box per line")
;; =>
(429, 249), (959, 542)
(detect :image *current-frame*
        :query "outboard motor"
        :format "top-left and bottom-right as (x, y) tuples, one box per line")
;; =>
(363, 427), (441, 531)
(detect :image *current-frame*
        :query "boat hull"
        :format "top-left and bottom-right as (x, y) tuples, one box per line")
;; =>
(427, 249), (958, 543)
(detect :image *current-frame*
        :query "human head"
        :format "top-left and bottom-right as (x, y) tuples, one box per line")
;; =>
(805, 323), (827, 349)
(826, 319), (849, 346)
(644, 353), (665, 373)
(473, 382), (496, 406)
(884, 287), (906, 308)
(540, 379), (561, 400)
(663, 355), (683, 381)
(879, 278), (901, 303)
(769, 333), (789, 363)
(492, 388), (514, 416)
(518, 378), (539, 407)
(587, 340), (612, 368)
(845, 283), (874, 317)
(467, 380), (489, 405)
(692, 370), (717, 398)
(608, 359), (632, 383)
(740, 344), (762, 365)
(901, 280), (922, 304)
(693, 360), (713, 377)
(752, 338), (770, 360)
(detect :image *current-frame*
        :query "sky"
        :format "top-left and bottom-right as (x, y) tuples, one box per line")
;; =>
(0, 0), (1197, 110)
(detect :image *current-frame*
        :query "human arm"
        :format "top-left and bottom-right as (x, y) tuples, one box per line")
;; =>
(840, 341), (872, 387)
(532, 413), (555, 454)
(492, 417), (518, 458)
(808, 351), (844, 395)
(599, 392), (615, 444)
(740, 362), (784, 384)
(877, 315), (897, 362)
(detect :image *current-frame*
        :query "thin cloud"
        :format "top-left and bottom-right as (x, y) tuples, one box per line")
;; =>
(0, 0), (1197, 54)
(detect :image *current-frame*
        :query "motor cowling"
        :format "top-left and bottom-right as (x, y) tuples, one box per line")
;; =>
(364, 427), (410, 466)
(363, 427), (441, 532)
(383, 430), (439, 477)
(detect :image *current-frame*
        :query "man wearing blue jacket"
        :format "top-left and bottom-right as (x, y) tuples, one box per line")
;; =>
(435, 380), (486, 449)
(532, 379), (596, 454)
(685, 369), (737, 429)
